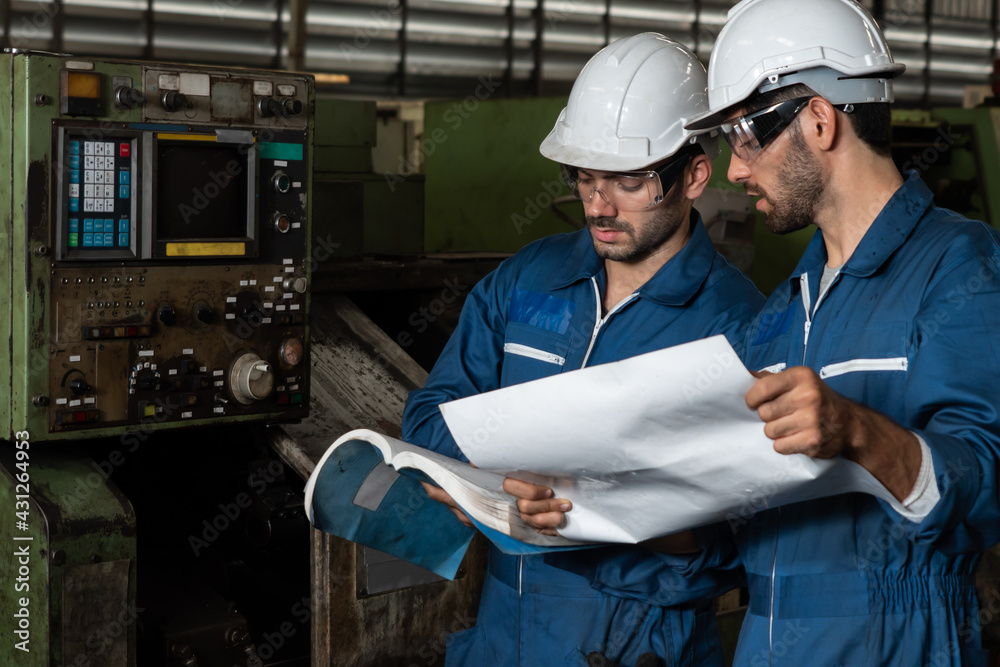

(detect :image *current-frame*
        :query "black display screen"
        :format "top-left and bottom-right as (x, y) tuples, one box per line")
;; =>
(156, 141), (250, 240)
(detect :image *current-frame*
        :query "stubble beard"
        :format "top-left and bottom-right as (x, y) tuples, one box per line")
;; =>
(586, 184), (687, 262)
(759, 125), (828, 235)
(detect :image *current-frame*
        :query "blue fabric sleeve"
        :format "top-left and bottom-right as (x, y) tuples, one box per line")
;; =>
(887, 227), (1000, 553)
(401, 259), (516, 461)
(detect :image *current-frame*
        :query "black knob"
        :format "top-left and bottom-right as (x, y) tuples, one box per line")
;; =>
(196, 305), (215, 324)
(281, 98), (303, 116)
(68, 378), (90, 395)
(242, 302), (264, 325)
(161, 91), (192, 112)
(159, 304), (177, 326)
(258, 97), (284, 118)
(114, 86), (145, 109)
(135, 369), (159, 391)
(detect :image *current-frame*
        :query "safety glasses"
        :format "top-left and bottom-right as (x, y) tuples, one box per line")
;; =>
(721, 96), (813, 162)
(561, 152), (692, 212)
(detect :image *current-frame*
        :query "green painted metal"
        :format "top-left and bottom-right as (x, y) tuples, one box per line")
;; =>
(1, 52), (316, 441)
(0, 447), (136, 666)
(313, 98), (376, 175)
(423, 97), (577, 253)
(4, 53), (145, 441)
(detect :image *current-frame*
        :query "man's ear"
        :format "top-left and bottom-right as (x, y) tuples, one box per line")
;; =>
(684, 153), (713, 200)
(803, 97), (838, 152)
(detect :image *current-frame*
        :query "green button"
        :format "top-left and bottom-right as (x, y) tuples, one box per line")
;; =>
(68, 233), (79, 247)
(291, 392), (303, 404)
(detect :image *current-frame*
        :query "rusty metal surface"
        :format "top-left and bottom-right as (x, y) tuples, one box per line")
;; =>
(269, 293), (485, 667)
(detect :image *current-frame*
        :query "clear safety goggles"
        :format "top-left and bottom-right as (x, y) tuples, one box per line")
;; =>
(721, 97), (813, 163)
(561, 152), (691, 212)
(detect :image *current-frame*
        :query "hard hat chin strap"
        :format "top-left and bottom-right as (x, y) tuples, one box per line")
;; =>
(757, 66), (895, 105)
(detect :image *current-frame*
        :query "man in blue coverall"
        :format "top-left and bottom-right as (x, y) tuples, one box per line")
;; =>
(674, 0), (1000, 663)
(401, 33), (764, 667)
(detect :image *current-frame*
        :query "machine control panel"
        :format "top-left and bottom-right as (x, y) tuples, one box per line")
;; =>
(2, 53), (314, 440)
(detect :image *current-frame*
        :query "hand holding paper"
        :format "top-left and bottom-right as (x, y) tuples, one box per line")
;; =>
(304, 335), (911, 578)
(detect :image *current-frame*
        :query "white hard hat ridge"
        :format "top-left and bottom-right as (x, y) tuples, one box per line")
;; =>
(686, 0), (906, 130)
(539, 32), (718, 172)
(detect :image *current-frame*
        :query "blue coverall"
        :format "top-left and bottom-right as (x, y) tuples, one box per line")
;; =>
(402, 214), (764, 667)
(734, 173), (1000, 666)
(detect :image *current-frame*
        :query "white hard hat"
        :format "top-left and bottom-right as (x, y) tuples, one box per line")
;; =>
(686, 0), (905, 130)
(540, 33), (718, 172)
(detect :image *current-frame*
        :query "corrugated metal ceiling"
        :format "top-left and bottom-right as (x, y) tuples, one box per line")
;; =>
(3, 0), (997, 102)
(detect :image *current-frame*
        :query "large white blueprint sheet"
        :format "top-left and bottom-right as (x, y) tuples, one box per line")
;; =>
(440, 335), (906, 543)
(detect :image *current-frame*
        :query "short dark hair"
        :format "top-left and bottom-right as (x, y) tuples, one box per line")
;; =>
(742, 83), (892, 156)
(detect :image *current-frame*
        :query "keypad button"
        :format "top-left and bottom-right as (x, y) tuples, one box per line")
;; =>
(118, 233), (129, 247)
(119, 171), (130, 185)
(69, 199), (80, 212)
(104, 233), (114, 247)
(119, 143), (130, 157)
(69, 141), (81, 155)
(83, 219), (95, 233)
(118, 219), (129, 233)
(84, 142), (95, 155)
(69, 184), (79, 197)
(68, 233), (79, 247)
(82, 233), (94, 247)
(69, 218), (80, 233)
(70, 170), (80, 184)
(119, 185), (129, 199)
(68, 155), (80, 169)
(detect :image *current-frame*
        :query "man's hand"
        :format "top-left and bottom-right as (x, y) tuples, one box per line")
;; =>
(745, 366), (851, 458)
(421, 482), (474, 528)
(746, 366), (920, 501)
(502, 477), (572, 537)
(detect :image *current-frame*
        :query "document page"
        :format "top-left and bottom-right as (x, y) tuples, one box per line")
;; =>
(440, 335), (905, 543)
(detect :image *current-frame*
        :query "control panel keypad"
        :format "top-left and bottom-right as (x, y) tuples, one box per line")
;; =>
(67, 138), (132, 250)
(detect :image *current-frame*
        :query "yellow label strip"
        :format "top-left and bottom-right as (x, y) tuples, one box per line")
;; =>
(165, 242), (245, 257)
(157, 133), (217, 142)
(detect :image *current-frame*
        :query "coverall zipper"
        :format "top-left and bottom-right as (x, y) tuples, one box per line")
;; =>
(581, 277), (638, 369)
(517, 277), (635, 666)
(769, 270), (839, 664)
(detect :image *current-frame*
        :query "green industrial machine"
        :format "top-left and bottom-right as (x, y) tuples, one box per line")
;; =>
(0, 51), (315, 666)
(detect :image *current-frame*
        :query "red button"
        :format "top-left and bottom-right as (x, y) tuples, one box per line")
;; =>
(120, 143), (130, 157)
